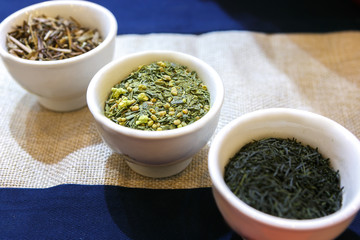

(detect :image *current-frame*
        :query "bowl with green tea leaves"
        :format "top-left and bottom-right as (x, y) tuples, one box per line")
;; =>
(87, 50), (224, 178)
(0, 1), (117, 111)
(208, 108), (360, 240)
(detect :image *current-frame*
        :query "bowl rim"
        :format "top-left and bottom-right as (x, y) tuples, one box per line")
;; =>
(208, 108), (360, 230)
(86, 50), (224, 140)
(0, 0), (117, 66)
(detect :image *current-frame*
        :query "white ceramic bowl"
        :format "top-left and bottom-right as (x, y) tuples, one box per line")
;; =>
(87, 50), (224, 178)
(208, 108), (360, 240)
(0, 1), (117, 111)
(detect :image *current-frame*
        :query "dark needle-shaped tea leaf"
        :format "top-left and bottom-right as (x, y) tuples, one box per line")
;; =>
(224, 137), (343, 220)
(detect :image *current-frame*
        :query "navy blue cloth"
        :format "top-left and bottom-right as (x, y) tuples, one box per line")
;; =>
(0, 185), (231, 239)
(0, 185), (359, 240)
(0, 0), (360, 34)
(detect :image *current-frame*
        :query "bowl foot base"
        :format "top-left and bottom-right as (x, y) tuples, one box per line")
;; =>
(126, 157), (193, 178)
(37, 94), (86, 112)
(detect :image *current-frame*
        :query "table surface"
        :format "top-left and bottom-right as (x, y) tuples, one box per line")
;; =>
(1, 1), (360, 239)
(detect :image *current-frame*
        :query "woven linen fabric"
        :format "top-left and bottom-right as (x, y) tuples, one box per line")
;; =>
(0, 31), (359, 189)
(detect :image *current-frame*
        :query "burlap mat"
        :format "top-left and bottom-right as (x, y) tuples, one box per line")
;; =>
(0, 31), (359, 189)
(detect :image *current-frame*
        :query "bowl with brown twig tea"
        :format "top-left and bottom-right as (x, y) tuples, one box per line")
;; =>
(0, 1), (117, 111)
(87, 50), (224, 178)
(208, 108), (360, 240)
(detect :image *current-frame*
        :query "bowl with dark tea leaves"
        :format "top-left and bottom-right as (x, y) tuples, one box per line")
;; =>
(0, 1), (117, 111)
(87, 50), (224, 178)
(208, 108), (360, 240)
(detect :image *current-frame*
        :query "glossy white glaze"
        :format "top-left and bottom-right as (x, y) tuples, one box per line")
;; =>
(208, 108), (360, 240)
(0, 1), (117, 111)
(87, 50), (224, 177)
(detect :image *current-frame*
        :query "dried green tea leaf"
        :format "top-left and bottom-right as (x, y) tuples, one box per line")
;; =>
(104, 61), (210, 131)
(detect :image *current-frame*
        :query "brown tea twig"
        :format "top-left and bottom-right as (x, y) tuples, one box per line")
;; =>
(7, 35), (32, 54)
(6, 14), (102, 61)
(48, 46), (72, 53)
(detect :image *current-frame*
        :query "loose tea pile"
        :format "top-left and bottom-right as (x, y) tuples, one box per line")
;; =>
(6, 14), (102, 60)
(224, 137), (343, 220)
(104, 61), (210, 131)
